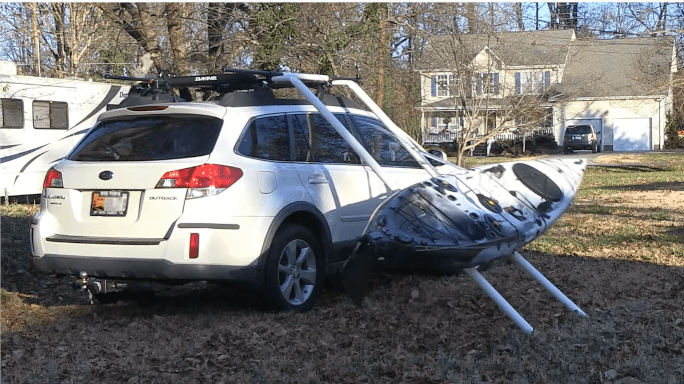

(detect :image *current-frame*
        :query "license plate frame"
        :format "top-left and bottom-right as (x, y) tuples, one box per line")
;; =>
(90, 190), (129, 217)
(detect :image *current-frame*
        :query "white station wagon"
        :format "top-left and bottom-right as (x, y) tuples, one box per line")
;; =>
(31, 70), (447, 311)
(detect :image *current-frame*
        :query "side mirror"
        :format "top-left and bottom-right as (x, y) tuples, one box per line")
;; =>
(427, 149), (448, 161)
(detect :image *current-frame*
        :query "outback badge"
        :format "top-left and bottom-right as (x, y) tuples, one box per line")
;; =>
(98, 171), (113, 181)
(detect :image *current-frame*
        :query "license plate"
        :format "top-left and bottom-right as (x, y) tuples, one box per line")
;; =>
(574, 135), (582, 140)
(91, 191), (129, 216)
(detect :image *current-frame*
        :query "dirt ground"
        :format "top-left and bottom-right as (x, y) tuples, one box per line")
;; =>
(2, 154), (683, 383)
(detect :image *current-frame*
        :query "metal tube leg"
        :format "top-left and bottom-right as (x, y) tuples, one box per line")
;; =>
(512, 251), (587, 317)
(465, 267), (534, 334)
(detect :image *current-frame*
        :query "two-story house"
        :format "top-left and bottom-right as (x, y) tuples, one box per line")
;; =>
(417, 30), (677, 151)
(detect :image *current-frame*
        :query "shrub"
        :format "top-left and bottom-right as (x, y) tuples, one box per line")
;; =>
(664, 112), (684, 149)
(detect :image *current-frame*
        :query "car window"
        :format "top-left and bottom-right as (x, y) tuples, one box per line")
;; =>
(237, 115), (290, 161)
(351, 115), (420, 168)
(566, 125), (591, 134)
(68, 115), (222, 161)
(291, 113), (360, 164)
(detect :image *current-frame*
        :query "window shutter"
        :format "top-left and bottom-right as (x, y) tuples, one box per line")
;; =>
(544, 71), (551, 90)
(493, 73), (499, 95)
(515, 72), (521, 95)
(476, 74), (482, 95)
(431, 76), (436, 97)
(431, 117), (437, 128)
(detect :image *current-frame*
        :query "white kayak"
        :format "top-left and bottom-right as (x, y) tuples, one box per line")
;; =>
(342, 158), (586, 303)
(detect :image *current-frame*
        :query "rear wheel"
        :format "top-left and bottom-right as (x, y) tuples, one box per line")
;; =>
(592, 142), (598, 153)
(263, 225), (323, 312)
(564, 147), (572, 154)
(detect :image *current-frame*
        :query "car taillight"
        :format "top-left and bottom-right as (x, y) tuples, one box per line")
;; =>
(43, 168), (63, 188)
(156, 164), (243, 199)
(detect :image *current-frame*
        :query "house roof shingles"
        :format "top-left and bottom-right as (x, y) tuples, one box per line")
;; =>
(418, 30), (575, 71)
(556, 36), (674, 98)
(419, 30), (675, 99)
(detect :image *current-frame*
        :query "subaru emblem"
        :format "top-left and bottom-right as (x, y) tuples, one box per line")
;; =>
(99, 171), (113, 181)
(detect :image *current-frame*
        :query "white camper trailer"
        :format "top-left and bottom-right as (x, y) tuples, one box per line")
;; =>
(1, 61), (127, 199)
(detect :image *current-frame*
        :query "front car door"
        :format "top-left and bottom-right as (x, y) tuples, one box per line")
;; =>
(349, 115), (437, 198)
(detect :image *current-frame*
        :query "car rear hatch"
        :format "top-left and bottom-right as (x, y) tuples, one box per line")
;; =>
(565, 125), (592, 143)
(43, 111), (226, 240)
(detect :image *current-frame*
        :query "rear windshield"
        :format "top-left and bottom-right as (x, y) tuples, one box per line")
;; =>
(565, 125), (592, 134)
(68, 115), (222, 161)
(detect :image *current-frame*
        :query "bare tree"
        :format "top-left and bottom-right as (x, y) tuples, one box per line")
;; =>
(0, 3), (113, 78)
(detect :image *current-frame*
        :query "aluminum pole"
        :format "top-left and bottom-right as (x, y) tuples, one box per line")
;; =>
(512, 251), (587, 317)
(464, 267), (534, 334)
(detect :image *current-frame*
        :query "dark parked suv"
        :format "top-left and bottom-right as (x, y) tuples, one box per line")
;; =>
(563, 124), (601, 153)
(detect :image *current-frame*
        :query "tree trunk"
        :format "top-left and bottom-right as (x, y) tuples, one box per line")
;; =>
(166, 3), (189, 75)
(547, 2), (557, 29)
(31, 2), (40, 76)
(376, 6), (388, 109)
(207, 3), (224, 70)
(515, 3), (525, 31)
(466, 3), (477, 33)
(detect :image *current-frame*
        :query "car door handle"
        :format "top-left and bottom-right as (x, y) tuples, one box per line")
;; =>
(308, 173), (328, 184)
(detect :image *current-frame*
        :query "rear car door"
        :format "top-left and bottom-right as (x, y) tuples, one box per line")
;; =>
(289, 113), (377, 247)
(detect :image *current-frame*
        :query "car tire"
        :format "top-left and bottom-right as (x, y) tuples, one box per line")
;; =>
(263, 224), (323, 312)
(592, 142), (598, 153)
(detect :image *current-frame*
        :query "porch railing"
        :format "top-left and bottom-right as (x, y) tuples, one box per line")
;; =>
(423, 127), (553, 145)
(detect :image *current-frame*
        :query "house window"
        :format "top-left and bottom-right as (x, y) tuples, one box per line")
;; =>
(476, 73), (499, 95)
(515, 71), (551, 94)
(429, 116), (462, 133)
(431, 74), (456, 97)
(1, 98), (24, 128)
(33, 101), (69, 129)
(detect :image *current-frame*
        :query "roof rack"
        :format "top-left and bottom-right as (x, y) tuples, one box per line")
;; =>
(105, 68), (360, 109)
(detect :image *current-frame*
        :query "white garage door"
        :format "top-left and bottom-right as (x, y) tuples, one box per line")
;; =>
(613, 118), (650, 151)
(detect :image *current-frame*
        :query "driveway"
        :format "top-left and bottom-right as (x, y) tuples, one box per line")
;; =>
(543, 150), (683, 166)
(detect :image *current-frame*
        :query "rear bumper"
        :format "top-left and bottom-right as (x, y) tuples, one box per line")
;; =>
(33, 254), (260, 285)
(564, 141), (595, 150)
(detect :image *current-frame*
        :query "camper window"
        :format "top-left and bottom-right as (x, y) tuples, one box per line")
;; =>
(33, 101), (68, 129)
(1, 98), (24, 128)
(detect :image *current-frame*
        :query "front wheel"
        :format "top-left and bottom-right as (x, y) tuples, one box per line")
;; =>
(263, 225), (323, 312)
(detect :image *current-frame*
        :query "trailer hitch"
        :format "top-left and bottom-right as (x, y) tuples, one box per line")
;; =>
(73, 272), (164, 304)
